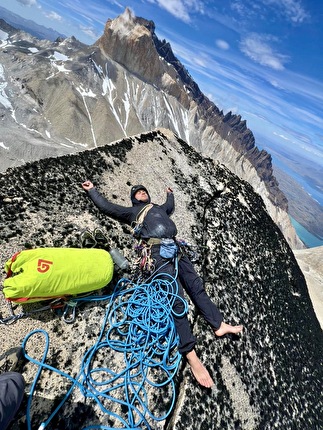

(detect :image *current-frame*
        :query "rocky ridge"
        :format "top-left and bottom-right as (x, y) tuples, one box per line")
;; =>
(0, 10), (302, 249)
(0, 129), (321, 429)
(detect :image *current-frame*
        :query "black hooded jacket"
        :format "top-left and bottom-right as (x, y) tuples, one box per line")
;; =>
(87, 185), (177, 240)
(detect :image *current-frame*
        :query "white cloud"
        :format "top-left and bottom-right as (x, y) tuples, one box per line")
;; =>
(148, 0), (204, 23)
(194, 56), (207, 67)
(273, 131), (290, 141)
(269, 79), (284, 89)
(263, 0), (309, 23)
(16, 0), (38, 6)
(216, 39), (230, 50)
(230, 0), (309, 24)
(45, 11), (62, 22)
(239, 33), (289, 70)
(80, 25), (99, 40)
(230, 1), (246, 16)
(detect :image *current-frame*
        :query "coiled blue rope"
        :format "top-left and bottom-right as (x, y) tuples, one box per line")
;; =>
(22, 268), (188, 430)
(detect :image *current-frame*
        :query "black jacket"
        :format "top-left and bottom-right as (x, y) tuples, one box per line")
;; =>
(88, 188), (177, 239)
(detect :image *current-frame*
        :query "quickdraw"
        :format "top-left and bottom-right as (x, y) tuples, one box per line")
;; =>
(62, 300), (78, 324)
(0, 298), (67, 325)
(133, 240), (155, 279)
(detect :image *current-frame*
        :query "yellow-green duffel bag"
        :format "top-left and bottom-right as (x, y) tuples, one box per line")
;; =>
(3, 248), (114, 303)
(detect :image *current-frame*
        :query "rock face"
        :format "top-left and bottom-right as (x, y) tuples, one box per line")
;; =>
(294, 246), (323, 329)
(0, 10), (303, 249)
(0, 130), (321, 429)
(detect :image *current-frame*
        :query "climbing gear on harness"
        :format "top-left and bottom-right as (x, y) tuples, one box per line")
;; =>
(2, 248), (114, 304)
(131, 203), (153, 238)
(133, 241), (155, 280)
(133, 237), (179, 280)
(176, 238), (201, 263)
(22, 269), (188, 430)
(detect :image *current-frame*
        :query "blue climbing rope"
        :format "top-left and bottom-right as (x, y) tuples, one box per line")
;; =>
(22, 267), (188, 430)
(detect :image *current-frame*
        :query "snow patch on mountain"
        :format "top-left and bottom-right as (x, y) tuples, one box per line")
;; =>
(0, 142), (9, 150)
(0, 64), (12, 109)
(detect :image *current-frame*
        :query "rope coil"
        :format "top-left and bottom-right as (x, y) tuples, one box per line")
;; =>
(22, 271), (188, 430)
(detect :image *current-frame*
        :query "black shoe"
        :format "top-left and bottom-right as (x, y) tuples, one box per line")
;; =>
(93, 228), (109, 247)
(80, 230), (97, 248)
(0, 346), (25, 373)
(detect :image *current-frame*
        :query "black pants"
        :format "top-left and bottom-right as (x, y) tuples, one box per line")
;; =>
(151, 247), (223, 354)
(178, 254), (223, 330)
(0, 372), (25, 430)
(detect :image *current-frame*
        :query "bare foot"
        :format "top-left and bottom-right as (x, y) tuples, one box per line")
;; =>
(186, 349), (214, 388)
(214, 322), (243, 337)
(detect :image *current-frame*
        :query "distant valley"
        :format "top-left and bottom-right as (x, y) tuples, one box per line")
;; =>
(274, 166), (323, 246)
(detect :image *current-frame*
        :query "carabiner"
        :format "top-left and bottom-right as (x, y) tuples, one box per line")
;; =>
(62, 301), (77, 324)
(0, 313), (24, 325)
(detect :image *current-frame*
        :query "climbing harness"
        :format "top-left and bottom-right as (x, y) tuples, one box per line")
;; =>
(22, 264), (188, 430)
(132, 237), (199, 282)
(176, 238), (201, 263)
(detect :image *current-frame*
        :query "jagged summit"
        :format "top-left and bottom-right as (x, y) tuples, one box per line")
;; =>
(97, 8), (220, 108)
(96, 8), (176, 92)
(98, 8), (206, 104)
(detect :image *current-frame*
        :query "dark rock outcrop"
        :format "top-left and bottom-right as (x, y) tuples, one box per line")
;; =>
(0, 18), (17, 34)
(0, 130), (321, 429)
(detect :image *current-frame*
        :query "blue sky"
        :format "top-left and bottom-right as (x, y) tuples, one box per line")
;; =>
(1, 0), (323, 206)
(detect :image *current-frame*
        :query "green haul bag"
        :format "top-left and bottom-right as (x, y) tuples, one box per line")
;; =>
(3, 248), (114, 304)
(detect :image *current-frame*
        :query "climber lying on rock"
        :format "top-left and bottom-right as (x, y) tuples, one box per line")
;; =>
(81, 180), (243, 388)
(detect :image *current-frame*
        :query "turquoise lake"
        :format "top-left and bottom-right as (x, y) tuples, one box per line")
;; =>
(290, 217), (323, 248)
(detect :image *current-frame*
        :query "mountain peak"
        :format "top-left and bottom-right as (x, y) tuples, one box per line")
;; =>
(106, 7), (155, 36)
(96, 8), (163, 86)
